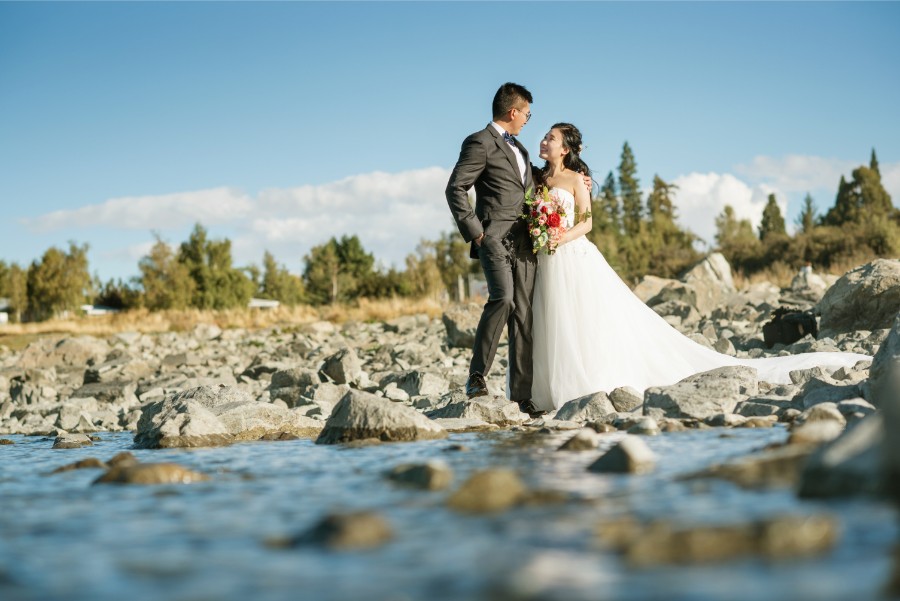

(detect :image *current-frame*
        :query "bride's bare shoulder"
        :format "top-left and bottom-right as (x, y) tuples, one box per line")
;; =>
(561, 169), (582, 192)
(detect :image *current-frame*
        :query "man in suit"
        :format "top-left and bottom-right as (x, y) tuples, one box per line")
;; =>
(445, 82), (545, 418)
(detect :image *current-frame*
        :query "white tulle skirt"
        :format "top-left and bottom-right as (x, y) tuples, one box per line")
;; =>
(531, 237), (870, 411)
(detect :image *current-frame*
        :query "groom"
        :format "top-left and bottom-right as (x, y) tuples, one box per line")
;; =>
(445, 82), (545, 418)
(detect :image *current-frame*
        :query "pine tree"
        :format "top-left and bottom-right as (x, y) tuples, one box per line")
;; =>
(618, 142), (642, 236)
(796, 193), (817, 234)
(599, 170), (620, 232)
(714, 205), (762, 272)
(758, 193), (787, 241)
(870, 148), (880, 177)
(303, 235), (375, 304)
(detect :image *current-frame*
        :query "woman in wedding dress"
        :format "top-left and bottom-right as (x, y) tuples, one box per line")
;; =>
(530, 123), (870, 412)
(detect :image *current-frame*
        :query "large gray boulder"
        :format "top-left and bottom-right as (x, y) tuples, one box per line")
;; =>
(798, 414), (883, 498)
(442, 304), (481, 349)
(426, 393), (526, 427)
(553, 392), (616, 422)
(644, 366), (758, 420)
(134, 385), (322, 448)
(317, 389), (447, 444)
(818, 259), (900, 338)
(679, 253), (736, 316)
(871, 314), (900, 499)
(18, 336), (111, 370)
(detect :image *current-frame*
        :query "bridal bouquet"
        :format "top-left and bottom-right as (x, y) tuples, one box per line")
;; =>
(522, 186), (567, 255)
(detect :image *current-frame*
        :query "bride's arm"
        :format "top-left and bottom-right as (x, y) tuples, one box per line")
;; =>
(560, 177), (592, 244)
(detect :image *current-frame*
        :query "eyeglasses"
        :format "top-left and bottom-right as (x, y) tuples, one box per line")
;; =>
(515, 107), (531, 123)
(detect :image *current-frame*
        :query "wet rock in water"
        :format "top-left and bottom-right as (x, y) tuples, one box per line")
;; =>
(788, 421), (845, 446)
(686, 443), (814, 489)
(626, 416), (660, 436)
(291, 511), (393, 550)
(426, 395), (526, 428)
(602, 513), (838, 566)
(108, 451), (138, 468)
(608, 386), (642, 413)
(794, 402), (847, 427)
(93, 462), (209, 485)
(134, 385), (322, 448)
(431, 417), (499, 433)
(869, 314), (900, 498)
(705, 413), (747, 428)
(586, 421), (618, 434)
(644, 366), (758, 421)
(553, 392), (616, 423)
(134, 397), (233, 449)
(316, 389), (446, 444)
(660, 419), (689, 433)
(798, 414), (884, 498)
(51, 457), (107, 473)
(0, 439), (14, 445)
(818, 258), (900, 338)
(588, 436), (656, 474)
(737, 416), (777, 429)
(387, 461), (453, 490)
(558, 428), (600, 451)
(52, 433), (93, 449)
(447, 469), (526, 513)
(320, 347), (363, 386)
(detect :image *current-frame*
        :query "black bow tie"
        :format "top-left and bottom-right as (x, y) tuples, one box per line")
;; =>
(502, 131), (516, 146)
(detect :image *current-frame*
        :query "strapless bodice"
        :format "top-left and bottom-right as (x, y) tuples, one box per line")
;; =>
(548, 187), (576, 228)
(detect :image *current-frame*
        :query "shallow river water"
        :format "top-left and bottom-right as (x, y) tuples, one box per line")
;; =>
(1, 426), (898, 601)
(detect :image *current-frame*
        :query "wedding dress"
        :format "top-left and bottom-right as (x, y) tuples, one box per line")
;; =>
(530, 188), (870, 411)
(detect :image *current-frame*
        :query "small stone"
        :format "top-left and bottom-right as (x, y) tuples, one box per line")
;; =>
(387, 462), (453, 490)
(588, 436), (656, 474)
(94, 462), (210, 485)
(788, 421), (845, 446)
(626, 417), (660, 436)
(292, 511), (393, 550)
(609, 387), (643, 413)
(0, 439), (14, 445)
(108, 451), (139, 468)
(558, 428), (600, 451)
(447, 469), (526, 513)
(51, 457), (107, 473)
(52, 433), (93, 449)
(738, 417), (776, 428)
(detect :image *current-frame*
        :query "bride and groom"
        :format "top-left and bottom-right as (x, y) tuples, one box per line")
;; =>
(446, 82), (868, 419)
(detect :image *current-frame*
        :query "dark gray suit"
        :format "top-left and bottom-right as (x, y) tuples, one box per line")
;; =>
(445, 124), (537, 400)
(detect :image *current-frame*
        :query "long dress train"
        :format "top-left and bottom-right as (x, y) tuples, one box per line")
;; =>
(531, 188), (870, 411)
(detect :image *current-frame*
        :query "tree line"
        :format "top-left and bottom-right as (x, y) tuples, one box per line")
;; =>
(0, 148), (895, 322)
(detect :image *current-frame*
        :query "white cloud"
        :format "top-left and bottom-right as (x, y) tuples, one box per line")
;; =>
(734, 154), (856, 193)
(25, 168), (456, 275)
(671, 172), (784, 247)
(24, 187), (255, 232)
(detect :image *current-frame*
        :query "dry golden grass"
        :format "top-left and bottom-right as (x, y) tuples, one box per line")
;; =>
(732, 255), (875, 290)
(0, 297), (447, 346)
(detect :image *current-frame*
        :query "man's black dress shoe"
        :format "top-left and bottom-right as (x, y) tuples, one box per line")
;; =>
(515, 399), (547, 419)
(465, 373), (488, 399)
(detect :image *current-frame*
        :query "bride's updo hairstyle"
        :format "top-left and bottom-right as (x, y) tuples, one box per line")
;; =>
(538, 122), (591, 186)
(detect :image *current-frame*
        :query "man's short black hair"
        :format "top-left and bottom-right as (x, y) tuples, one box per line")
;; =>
(492, 82), (532, 120)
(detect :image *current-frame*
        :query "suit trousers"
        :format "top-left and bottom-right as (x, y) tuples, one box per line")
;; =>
(470, 219), (536, 400)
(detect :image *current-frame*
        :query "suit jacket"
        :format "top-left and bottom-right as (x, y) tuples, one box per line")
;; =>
(445, 125), (534, 256)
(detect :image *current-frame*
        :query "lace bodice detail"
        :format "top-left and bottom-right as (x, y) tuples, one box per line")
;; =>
(548, 187), (576, 228)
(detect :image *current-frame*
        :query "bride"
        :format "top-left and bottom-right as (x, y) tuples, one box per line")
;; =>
(530, 123), (870, 412)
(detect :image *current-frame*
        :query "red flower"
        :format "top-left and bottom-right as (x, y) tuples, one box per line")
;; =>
(541, 206), (549, 214)
(547, 213), (561, 227)
(531, 211), (539, 218)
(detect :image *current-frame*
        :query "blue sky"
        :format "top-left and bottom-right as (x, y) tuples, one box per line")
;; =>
(2, 1), (898, 283)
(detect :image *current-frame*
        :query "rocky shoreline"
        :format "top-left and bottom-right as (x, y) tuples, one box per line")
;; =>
(1, 255), (898, 503)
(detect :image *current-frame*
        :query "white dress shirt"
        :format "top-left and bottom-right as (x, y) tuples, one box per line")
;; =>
(491, 121), (526, 184)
